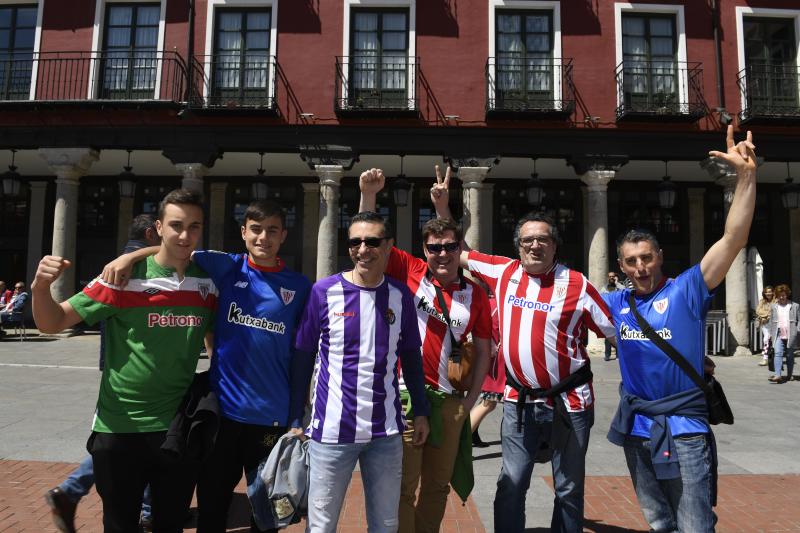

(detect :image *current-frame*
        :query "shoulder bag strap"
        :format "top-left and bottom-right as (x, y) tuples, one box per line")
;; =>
(627, 291), (709, 393)
(433, 281), (461, 351)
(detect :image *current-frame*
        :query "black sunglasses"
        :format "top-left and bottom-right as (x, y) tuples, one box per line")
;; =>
(347, 237), (387, 249)
(425, 242), (460, 254)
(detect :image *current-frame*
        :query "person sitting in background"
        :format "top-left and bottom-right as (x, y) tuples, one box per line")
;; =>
(756, 285), (774, 367)
(0, 281), (28, 336)
(768, 284), (799, 384)
(0, 281), (11, 307)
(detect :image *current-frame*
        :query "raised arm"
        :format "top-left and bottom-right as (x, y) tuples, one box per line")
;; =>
(700, 125), (757, 291)
(31, 256), (83, 334)
(358, 168), (385, 212)
(101, 246), (160, 286)
(431, 164), (471, 268)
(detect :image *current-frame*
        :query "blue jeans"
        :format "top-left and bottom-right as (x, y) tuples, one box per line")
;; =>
(307, 434), (402, 533)
(624, 434), (716, 533)
(773, 338), (794, 378)
(494, 401), (594, 533)
(59, 455), (152, 519)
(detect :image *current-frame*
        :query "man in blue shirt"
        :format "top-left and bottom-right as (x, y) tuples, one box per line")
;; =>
(103, 200), (311, 533)
(603, 126), (757, 533)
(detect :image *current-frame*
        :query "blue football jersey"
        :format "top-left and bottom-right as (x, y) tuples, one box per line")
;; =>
(603, 264), (714, 437)
(193, 251), (311, 426)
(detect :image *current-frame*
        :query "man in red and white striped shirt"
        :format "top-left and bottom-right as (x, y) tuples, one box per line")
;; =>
(432, 166), (615, 533)
(360, 169), (491, 533)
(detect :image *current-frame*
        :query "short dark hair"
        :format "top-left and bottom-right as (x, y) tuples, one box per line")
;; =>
(349, 211), (392, 238)
(616, 229), (660, 259)
(157, 189), (204, 220)
(513, 212), (562, 250)
(421, 218), (462, 243)
(243, 200), (286, 228)
(128, 214), (157, 241)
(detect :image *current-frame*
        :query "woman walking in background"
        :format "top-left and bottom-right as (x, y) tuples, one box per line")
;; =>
(757, 285), (774, 366)
(768, 284), (799, 383)
(470, 288), (504, 448)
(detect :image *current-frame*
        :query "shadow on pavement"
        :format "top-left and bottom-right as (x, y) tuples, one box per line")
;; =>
(525, 522), (647, 533)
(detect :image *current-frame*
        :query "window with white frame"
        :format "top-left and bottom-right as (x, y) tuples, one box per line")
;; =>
(742, 16), (798, 113)
(0, 5), (37, 100)
(100, 4), (160, 99)
(620, 13), (677, 111)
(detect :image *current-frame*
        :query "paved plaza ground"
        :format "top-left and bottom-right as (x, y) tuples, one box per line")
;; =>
(1, 330), (799, 531)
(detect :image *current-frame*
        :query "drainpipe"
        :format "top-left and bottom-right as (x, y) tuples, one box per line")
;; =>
(182, 0), (195, 113)
(711, 0), (726, 111)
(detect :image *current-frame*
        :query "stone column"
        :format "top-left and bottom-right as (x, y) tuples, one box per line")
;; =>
(117, 196), (135, 254)
(208, 182), (228, 250)
(580, 170), (614, 290)
(395, 183), (414, 252)
(716, 171), (751, 356)
(789, 208), (800, 305)
(480, 183), (494, 253)
(302, 183), (320, 280)
(175, 163), (208, 194)
(459, 167), (489, 251)
(38, 148), (99, 302)
(25, 181), (48, 287)
(687, 188), (705, 265)
(316, 165), (343, 279)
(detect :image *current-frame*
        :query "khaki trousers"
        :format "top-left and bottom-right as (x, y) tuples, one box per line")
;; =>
(399, 396), (466, 533)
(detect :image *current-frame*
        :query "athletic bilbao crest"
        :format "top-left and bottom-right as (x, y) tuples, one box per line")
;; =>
(198, 283), (210, 300)
(456, 293), (467, 305)
(555, 285), (567, 299)
(653, 298), (669, 314)
(280, 287), (296, 305)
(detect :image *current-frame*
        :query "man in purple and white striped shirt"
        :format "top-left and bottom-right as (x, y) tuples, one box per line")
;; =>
(291, 211), (430, 533)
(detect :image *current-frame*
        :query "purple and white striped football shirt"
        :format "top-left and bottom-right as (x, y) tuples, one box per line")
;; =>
(295, 273), (422, 444)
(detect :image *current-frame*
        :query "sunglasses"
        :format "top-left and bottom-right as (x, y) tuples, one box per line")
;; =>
(425, 242), (460, 254)
(347, 237), (387, 249)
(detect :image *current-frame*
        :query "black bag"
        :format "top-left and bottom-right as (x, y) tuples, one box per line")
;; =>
(627, 293), (733, 426)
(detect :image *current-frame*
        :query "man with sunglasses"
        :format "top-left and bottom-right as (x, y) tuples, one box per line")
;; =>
(290, 211), (430, 533)
(0, 281), (28, 336)
(359, 170), (491, 533)
(431, 168), (614, 533)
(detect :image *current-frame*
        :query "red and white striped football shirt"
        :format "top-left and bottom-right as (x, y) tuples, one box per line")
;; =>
(387, 248), (491, 394)
(467, 251), (615, 411)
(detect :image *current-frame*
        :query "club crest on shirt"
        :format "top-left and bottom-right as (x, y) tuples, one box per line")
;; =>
(386, 308), (396, 325)
(198, 283), (210, 300)
(280, 287), (296, 305)
(555, 285), (567, 299)
(456, 293), (467, 305)
(653, 298), (669, 314)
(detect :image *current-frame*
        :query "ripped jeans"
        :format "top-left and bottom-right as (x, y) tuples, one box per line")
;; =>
(307, 434), (403, 533)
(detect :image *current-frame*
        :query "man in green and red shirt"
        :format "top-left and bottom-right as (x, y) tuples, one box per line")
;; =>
(32, 189), (217, 532)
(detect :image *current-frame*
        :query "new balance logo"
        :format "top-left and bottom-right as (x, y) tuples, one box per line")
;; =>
(234, 281), (249, 289)
(144, 288), (160, 295)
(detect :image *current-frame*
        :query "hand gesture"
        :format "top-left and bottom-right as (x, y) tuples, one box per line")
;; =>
(32, 256), (72, 291)
(359, 168), (385, 196)
(101, 256), (135, 287)
(431, 164), (452, 213)
(708, 125), (756, 176)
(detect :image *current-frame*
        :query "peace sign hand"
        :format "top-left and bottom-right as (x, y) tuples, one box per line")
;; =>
(431, 164), (452, 213)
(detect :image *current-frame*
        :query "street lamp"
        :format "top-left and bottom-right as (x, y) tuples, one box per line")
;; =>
(526, 158), (544, 206)
(252, 152), (268, 200)
(118, 149), (137, 198)
(781, 162), (800, 210)
(393, 154), (411, 207)
(1, 149), (22, 197)
(658, 160), (677, 209)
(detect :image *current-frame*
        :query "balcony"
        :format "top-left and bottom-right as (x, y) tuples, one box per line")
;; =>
(737, 64), (800, 124)
(486, 57), (575, 119)
(0, 50), (187, 106)
(190, 54), (278, 113)
(615, 60), (706, 122)
(334, 56), (419, 117)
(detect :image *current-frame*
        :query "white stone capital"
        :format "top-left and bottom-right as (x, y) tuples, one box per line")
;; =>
(38, 148), (99, 180)
(458, 167), (490, 188)
(581, 170), (614, 192)
(315, 165), (344, 187)
(175, 163), (209, 180)
(714, 172), (739, 193)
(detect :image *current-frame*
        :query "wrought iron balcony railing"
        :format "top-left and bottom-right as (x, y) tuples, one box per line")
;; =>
(615, 60), (706, 121)
(190, 54), (277, 111)
(486, 57), (575, 117)
(0, 50), (187, 103)
(737, 63), (800, 123)
(334, 55), (419, 115)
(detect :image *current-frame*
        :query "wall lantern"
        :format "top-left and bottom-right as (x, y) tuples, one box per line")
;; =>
(393, 154), (411, 207)
(781, 162), (800, 210)
(658, 160), (677, 209)
(1, 149), (21, 197)
(118, 149), (137, 198)
(526, 158), (544, 206)
(252, 152), (269, 200)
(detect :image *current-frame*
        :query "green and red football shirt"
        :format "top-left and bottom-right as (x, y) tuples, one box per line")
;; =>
(69, 256), (217, 433)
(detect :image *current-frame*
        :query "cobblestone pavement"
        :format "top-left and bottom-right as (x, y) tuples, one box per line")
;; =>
(2, 331), (799, 531)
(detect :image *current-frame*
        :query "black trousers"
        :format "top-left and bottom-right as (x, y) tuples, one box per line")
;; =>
(196, 417), (285, 533)
(89, 431), (196, 533)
